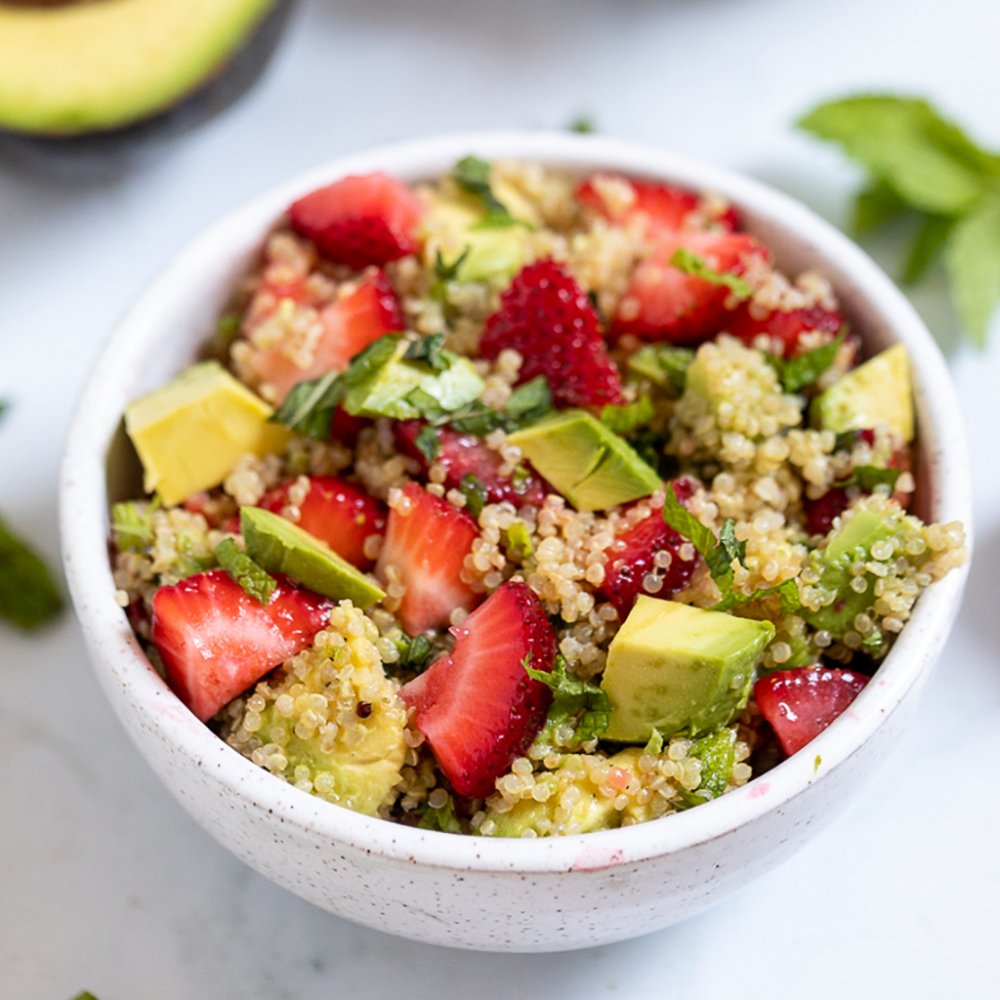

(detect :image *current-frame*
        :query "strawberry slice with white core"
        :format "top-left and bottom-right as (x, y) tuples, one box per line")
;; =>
(289, 171), (424, 269)
(754, 666), (870, 757)
(400, 580), (557, 798)
(375, 482), (480, 635)
(152, 569), (332, 722)
(259, 475), (386, 570)
(246, 269), (403, 403)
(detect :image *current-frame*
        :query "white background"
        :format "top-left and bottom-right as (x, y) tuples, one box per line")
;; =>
(2, 0), (999, 996)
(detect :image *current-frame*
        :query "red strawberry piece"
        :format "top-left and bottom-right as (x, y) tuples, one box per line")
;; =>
(614, 231), (767, 343)
(329, 405), (369, 445)
(479, 259), (623, 409)
(400, 580), (556, 798)
(754, 666), (869, 757)
(152, 569), (332, 722)
(576, 173), (701, 236)
(289, 171), (424, 269)
(246, 269), (404, 403)
(726, 303), (843, 357)
(394, 421), (549, 509)
(600, 477), (700, 617)
(259, 475), (386, 570)
(375, 482), (480, 634)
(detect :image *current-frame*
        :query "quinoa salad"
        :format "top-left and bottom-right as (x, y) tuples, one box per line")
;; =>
(111, 158), (967, 838)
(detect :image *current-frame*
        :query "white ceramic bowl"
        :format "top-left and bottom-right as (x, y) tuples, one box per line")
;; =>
(60, 132), (972, 952)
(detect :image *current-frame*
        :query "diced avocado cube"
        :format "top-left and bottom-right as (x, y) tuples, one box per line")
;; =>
(341, 338), (484, 419)
(811, 344), (914, 443)
(124, 361), (290, 506)
(601, 597), (774, 742)
(507, 409), (661, 511)
(241, 507), (386, 608)
(422, 193), (527, 283)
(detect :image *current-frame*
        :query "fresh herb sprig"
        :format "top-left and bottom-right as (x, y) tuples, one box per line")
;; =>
(0, 513), (64, 630)
(525, 654), (611, 746)
(452, 156), (524, 229)
(670, 247), (753, 299)
(215, 538), (276, 605)
(798, 94), (1000, 345)
(768, 331), (846, 394)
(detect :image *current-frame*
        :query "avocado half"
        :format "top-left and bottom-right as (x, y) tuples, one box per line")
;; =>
(0, 0), (281, 136)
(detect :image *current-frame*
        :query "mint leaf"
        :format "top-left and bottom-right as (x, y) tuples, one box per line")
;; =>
(504, 376), (552, 426)
(627, 344), (695, 397)
(459, 473), (488, 518)
(403, 386), (447, 422)
(715, 576), (802, 615)
(396, 632), (436, 673)
(945, 198), (1000, 345)
(568, 115), (596, 134)
(670, 247), (752, 299)
(690, 727), (737, 798)
(853, 178), (910, 234)
(798, 95), (999, 216)
(452, 156), (520, 228)
(418, 798), (462, 833)
(599, 396), (655, 436)
(404, 333), (451, 372)
(0, 514), (64, 630)
(432, 247), (470, 288)
(271, 369), (344, 439)
(643, 728), (664, 756)
(662, 484), (716, 560)
(770, 331), (845, 393)
(215, 538), (276, 605)
(111, 499), (159, 552)
(835, 465), (902, 491)
(901, 215), (954, 285)
(526, 655), (611, 745)
(414, 425), (440, 463)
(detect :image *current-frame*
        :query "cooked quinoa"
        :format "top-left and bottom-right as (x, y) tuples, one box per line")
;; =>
(112, 159), (967, 837)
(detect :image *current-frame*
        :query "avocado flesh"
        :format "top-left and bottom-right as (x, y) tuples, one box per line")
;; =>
(811, 344), (914, 443)
(507, 409), (661, 511)
(241, 507), (386, 608)
(601, 597), (774, 743)
(0, 0), (274, 135)
(124, 360), (289, 507)
(341, 340), (485, 419)
(421, 193), (527, 283)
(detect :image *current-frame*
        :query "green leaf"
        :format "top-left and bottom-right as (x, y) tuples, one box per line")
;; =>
(599, 396), (655, 436)
(452, 155), (517, 228)
(271, 368), (344, 440)
(835, 465), (902, 491)
(341, 334), (403, 386)
(670, 247), (752, 299)
(662, 484), (716, 560)
(526, 655), (611, 744)
(643, 728), (664, 756)
(714, 576), (802, 615)
(404, 333), (452, 372)
(459, 473), (489, 518)
(717, 519), (748, 570)
(396, 632), (436, 673)
(71, 993), (100, 1000)
(503, 521), (533, 562)
(945, 198), (1000, 345)
(0, 400), (9, 422)
(110, 499), (159, 552)
(504, 376), (553, 426)
(432, 247), (470, 288)
(853, 178), (910, 234)
(690, 727), (737, 798)
(215, 537), (276, 605)
(568, 115), (597, 134)
(798, 95), (999, 216)
(627, 343), (695, 397)
(902, 215), (954, 285)
(0, 513), (64, 630)
(414, 425), (440, 463)
(770, 331), (845, 393)
(418, 798), (462, 833)
(403, 386), (447, 422)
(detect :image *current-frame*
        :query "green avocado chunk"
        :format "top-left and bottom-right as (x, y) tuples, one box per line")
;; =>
(0, 0), (274, 136)
(125, 361), (289, 507)
(600, 597), (774, 743)
(811, 344), (914, 443)
(241, 507), (385, 608)
(341, 338), (485, 419)
(507, 409), (661, 511)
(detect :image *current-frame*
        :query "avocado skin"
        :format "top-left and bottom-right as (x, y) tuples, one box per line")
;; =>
(0, 1), (294, 173)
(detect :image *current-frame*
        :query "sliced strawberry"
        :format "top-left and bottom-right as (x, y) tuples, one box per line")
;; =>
(329, 405), (369, 445)
(289, 172), (424, 269)
(614, 231), (767, 343)
(576, 173), (701, 236)
(600, 477), (699, 617)
(479, 259), (623, 409)
(754, 666), (869, 757)
(245, 269), (404, 402)
(375, 482), (480, 634)
(394, 421), (549, 509)
(152, 569), (332, 722)
(400, 580), (556, 798)
(259, 475), (386, 570)
(726, 303), (843, 357)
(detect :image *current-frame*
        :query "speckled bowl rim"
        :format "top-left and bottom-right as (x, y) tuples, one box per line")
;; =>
(61, 131), (972, 875)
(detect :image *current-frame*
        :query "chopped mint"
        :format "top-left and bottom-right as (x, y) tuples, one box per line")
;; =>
(526, 654), (611, 745)
(670, 247), (753, 299)
(769, 331), (845, 393)
(444, 376), (552, 436)
(418, 797), (462, 833)
(404, 333), (452, 372)
(798, 94), (1000, 344)
(452, 155), (521, 229)
(110, 499), (159, 552)
(599, 396), (655, 436)
(835, 464), (902, 492)
(690, 727), (737, 798)
(71, 993), (100, 1000)
(0, 513), (64, 630)
(643, 728), (664, 756)
(414, 425), (440, 463)
(503, 521), (533, 562)
(432, 247), (470, 287)
(459, 473), (488, 518)
(627, 343), (695, 397)
(215, 537), (276, 605)
(396, 632), (436, 673)
(568, 115), (597, 134)
(662, 484), (716, 560)
(403, 386), (447, 422)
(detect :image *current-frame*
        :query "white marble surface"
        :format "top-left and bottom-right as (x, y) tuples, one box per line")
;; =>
(1, 0), (998, 996)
